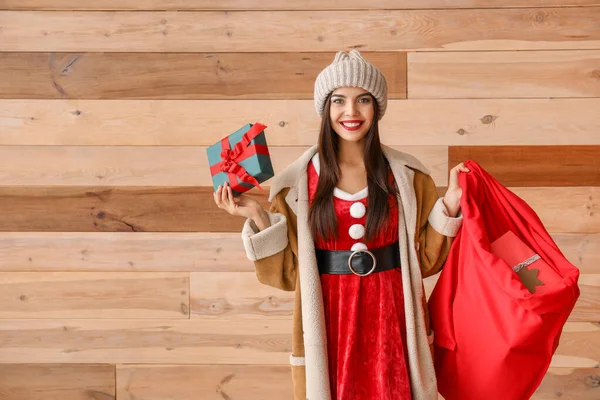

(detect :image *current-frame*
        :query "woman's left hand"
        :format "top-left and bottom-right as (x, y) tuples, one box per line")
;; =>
(443, 162), (470, 217)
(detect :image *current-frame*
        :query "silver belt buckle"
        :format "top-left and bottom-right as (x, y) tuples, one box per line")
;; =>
(348, 250), (377, 276)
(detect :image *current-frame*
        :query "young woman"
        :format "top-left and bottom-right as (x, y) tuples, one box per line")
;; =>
(214, 50), (470, 400)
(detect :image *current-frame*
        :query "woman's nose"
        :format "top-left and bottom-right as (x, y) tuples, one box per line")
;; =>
(345, 103), (359, 116)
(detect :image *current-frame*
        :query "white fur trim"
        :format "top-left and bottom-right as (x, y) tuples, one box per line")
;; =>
(311, 153), (368, 201)
(241, 211), (289, 261)
(348, 224), (365, 240)
(311, 152), (320, 173)
(334, 187), (368, 201)
(284, 186), (298, 215)
(295, 169), (332, 400)
(290, 354), (306, 366)
(350, 202), (366, 218)
(427, 198), (463, 238)
(351, 242), (368, 251)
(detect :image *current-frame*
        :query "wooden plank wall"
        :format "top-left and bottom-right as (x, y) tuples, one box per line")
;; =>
(0, 1), (598, 399)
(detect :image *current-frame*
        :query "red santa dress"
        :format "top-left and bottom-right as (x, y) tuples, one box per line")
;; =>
(307, 153), (413, 400)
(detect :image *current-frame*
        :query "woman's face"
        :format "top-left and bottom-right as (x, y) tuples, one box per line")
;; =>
(329, 87), (375, 143)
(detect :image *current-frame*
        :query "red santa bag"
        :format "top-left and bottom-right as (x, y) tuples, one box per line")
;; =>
(429, 160), (580, 400)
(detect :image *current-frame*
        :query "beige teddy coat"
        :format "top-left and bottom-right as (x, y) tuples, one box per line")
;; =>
(241, 144), (462, 400)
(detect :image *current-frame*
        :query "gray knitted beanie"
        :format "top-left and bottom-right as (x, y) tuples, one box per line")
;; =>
(314, 50), (388, 120)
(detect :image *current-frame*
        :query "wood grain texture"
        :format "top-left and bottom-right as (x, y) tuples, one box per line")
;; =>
(0, 145), (300, 186)
(0, 320), (593, 366)
(0, 364), (115, 400)
(0, 232), (250, 272)
(408, 50), (600, 99)
(112, 365), (600, 400)
(0, 233), (596, 274)
(0, 145), (447, 186)
(115, 365), (600, 400)
(0, 272), (189, 319)
(0, 52), (406, 99)
(551, 322), (600, 368)
(0, 4), (597, 400)
(571, 275), (600, 322)
(190, 272), (294, 318)
(0, 186), (596, 233)
(0, 186), (259, 233)
(1, 9), (599, 52)
(510, 187), (599, 233)
(449, 146), (600, 187)
(0, 318), (292, 364)
(424, 274), (599, 322)
(554, 234), (600, 275)
(116, 364), (292, 400)
(532, 367), (600, 399)
(110, 365), (600, 400)
(3, 99), (600, 146)
(198, 272), (596, 322)
(4, 1), (600, 10)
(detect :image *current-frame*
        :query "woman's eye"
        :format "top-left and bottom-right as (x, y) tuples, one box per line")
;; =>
(359, 98), (371, 103)
(333, 99), (344, 104)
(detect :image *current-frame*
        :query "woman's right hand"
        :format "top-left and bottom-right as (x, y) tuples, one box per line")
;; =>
(213, 181), (261, 219)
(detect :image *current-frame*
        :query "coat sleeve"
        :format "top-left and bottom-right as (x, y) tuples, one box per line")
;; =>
(241, 188), (298, 291)
(413, 170), (463, 279)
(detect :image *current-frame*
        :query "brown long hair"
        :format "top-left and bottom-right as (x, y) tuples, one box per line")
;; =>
(309, 93), (399, 243)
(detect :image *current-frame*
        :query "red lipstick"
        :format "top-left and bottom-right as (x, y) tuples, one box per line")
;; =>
(339, 120), (364, 131)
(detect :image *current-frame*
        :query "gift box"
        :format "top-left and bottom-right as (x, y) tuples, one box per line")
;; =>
(490, 230), (562, 294)
(207, 123), (274, 196)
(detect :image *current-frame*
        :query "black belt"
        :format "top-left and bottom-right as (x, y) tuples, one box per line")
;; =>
(316, 242), (400, 276)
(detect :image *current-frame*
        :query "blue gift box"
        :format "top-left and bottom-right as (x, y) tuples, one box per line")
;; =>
(207, 123), (274, 196)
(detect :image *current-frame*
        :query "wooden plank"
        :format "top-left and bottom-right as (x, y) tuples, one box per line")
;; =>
(510, 187), (599, 234)
(113, 366), (600, 400)
(0, 233), (597, 274)
(112, 365), (600, 400)
(0, 52), (406, 99)
(551, 322), (600, 368)
(116, 364), (292, 400)
(532, 368), (600, 399)
(0, 186), (596, 233)
(0, 145), (447, 186)
(115, 366), (600, 400)
(0, 272), (189, 319)
(449, 146), (600, 187)
(111, 366), (600, 400)
(425, 274), (599, 322)
(0, 318), (292, 364)
(0, 232), (251, 272)
(408, 50), (600, 99)
(0, 186), (257, 232)
(571, 275), (600, 322)
(195, 272), (595, 322)
(554, 234), (600, 275)
(0, 364), (115, 400)
(3, 99), (600, 146)
(0, 145), (299, 186)
(2, 365), (595, 400)
(4, 1), (600, 11)
(190, 272), (294, 318)
(1, 9), (599, 52)
(0, 320), (593, 366)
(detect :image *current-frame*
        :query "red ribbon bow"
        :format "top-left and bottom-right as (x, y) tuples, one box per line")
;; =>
(210, 123), (270, 193)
